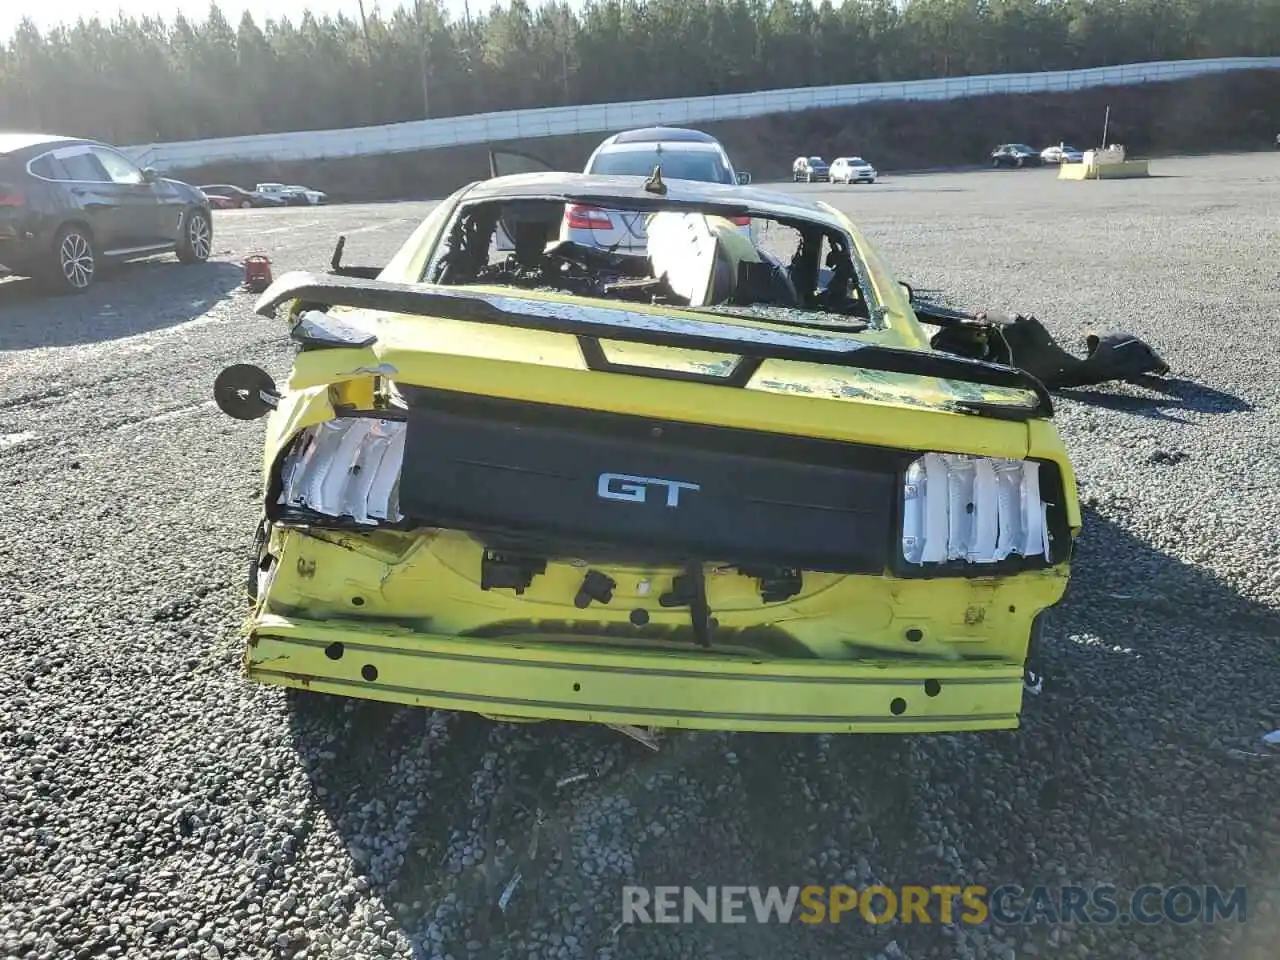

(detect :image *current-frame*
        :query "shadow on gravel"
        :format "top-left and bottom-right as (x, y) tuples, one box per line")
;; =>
(1057, 375), (1253, 420)
(281, 506), (1279, 960)
(0, 260), (244, 351)
(977, 506), (1280, 960)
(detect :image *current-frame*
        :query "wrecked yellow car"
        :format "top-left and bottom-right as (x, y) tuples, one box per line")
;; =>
(214, 167), (1080, 734)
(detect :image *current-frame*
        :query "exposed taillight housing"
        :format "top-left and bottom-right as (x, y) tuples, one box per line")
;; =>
(564, 204), (614, 230)
(729, 215), (751, 226)
(902, 453), (1053, 566)
(276, 417), (407, 525)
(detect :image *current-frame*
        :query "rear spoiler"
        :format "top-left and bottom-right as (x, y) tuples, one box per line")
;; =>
(254, 270), (1054, 421)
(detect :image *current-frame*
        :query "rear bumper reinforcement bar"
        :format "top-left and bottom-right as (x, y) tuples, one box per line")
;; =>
(247, 613), (1028, 733)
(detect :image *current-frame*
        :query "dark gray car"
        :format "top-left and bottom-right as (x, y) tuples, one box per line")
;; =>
(990, 143), (1044, 168)
(0, 132), (213, 294)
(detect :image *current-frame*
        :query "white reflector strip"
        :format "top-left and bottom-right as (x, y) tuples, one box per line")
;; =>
(921, 454), (949, 563)
(994, 460), (1025, 560)
(317, 419), (375, 516)
(293, 421), (350, 512)
(366, 427), (405, 521)
(945, 455), (975, 560)
(902, 460), (925, 564)
(345, 423), (394, 524)
(278, 418), (406, 523)
(1021, 460), (1050, 560)
(902, 453), (1053, 566)
(969, 459), (999, 563)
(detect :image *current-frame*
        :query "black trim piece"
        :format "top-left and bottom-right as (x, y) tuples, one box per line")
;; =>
(686, 562), (713, 648)
(253, 271), (1053, 419)
(738, 566), (805, 603)
(912, 300), (981, 328)
(393, 400), (899, 575)
(291, 309), (378, 351)
(576, 335), (763, 387)
(395, 386), (918, 472)
(480, 552), (547, 595)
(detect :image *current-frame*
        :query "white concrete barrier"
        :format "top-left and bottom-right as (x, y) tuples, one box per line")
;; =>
(119, 56), (1280, 171)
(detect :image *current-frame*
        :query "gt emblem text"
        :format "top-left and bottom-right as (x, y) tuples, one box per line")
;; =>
(597, 472), (701, 507)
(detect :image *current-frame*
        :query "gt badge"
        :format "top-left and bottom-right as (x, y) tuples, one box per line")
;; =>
(597, 472), (700, 507)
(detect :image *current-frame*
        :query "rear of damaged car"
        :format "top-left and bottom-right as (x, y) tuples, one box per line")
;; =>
(219, 173), (1080, 735)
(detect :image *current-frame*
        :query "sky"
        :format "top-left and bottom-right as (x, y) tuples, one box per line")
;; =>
(0, 0), (566, 41)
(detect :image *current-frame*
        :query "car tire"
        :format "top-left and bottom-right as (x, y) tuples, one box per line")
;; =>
(44, 223), (96, 294)
(240, 199), (252, 209)
(176, 207), (213, 265)
(246, 515), (273, 603)
(992, 158), (1002, 168)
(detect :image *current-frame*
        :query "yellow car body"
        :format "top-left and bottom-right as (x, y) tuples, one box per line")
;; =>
(220, 171), (1080, 735)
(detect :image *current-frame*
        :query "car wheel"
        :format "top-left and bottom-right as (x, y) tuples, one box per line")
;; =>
(177, 208), (213, 264)
(45, 224), (96, 294)
(240, 199), (252, 209)
(1016, 156), (1024, 167)
(992, 158), (1002, 168)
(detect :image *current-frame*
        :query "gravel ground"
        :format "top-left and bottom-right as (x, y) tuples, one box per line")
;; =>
(3, 153), (1279, 960)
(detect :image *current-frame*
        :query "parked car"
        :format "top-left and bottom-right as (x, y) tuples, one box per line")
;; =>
(200, 183), (286, 209)
(255, 183), (311, 206)
(792, 156), (831, 182)
(1040, 144), (1084, 164)
(829, 156), (878, 184)
(0, 132), (212, 293)
(990, 144), (1044, 168)
(285, 184), (328, 205)
(491, 126), (755, 255)
(217, 169), (1079, 735)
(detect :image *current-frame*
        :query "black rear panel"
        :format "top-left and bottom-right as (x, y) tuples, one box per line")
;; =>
(394, 388), (914, 573)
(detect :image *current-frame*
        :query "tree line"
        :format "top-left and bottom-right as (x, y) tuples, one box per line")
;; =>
(0, 0), (1276, 146)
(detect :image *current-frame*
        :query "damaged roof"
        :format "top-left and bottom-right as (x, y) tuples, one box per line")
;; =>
(457, 171), (850, 230)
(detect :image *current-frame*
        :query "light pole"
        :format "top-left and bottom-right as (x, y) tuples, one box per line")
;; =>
(416, 0), (430, 117)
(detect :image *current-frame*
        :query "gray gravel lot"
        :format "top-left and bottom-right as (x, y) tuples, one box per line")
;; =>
(3, 153), (1279, 960)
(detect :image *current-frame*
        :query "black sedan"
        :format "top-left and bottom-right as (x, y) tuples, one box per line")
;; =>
(990, 143), (1045, 168)
(0, 132), (213, 293)
(199, 183), (286, 209)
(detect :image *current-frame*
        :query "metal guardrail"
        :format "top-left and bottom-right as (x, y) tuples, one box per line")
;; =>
(121, 56), (1280, 171)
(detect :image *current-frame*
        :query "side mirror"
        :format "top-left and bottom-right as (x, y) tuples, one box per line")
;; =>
(899, 281), (915, 303)
(142, 167), (158, 183)
(736, 171), (752, 185)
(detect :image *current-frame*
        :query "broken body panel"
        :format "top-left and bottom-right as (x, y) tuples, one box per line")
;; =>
(226, 171), (1081, 734)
